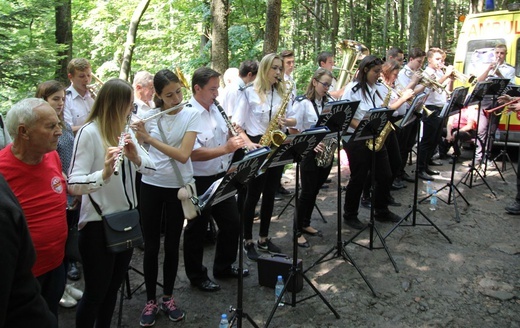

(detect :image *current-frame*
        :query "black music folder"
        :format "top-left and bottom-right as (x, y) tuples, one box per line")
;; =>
(441, 87), (469, 118)
(395, 92), (428, 128)
(351, 107), (394, 142)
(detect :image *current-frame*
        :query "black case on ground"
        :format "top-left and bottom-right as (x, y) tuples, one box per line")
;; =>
(257, 254), (303, 292)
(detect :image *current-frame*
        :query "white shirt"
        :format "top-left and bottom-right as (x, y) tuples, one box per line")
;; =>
(67, 121), (156, 228)
(141, 106), (202, 188)
(289, 96), (326, 131)
(233, 85), (292, 137)
(135, 98), (155, 119)
(63, 86), (95, 127)
(423, 67), (448, 107)
(190, 97), (232, 176)
(220, 79), (246, 117)
(342, 81), (385, 133)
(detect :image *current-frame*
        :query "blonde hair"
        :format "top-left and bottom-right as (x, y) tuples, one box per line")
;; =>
(253, 53), (285, 103)
(67, 58), (91, 76)
(86, 79), (133, 147)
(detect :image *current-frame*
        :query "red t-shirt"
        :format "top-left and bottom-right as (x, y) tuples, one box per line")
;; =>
(0, 145), (67, 277)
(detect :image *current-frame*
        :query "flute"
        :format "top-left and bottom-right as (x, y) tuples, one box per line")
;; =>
(113, 116), (132, 176)
(139, 102), (188, 122)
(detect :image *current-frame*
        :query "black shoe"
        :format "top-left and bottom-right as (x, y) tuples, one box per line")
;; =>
(417, 171), (434, 181)
(301, 227), (323, 237)
(505, 200), (520, 215)
(402, 172), (414, 183)
(391, 179), (406, 190)
(298, 240), (310, 248)
(374, 210), (401, 223)
(68, 262), (80, 281)
(244, 242), (259, 261)
(388, 196), (401, 207)
(320, 184), (330, 189)
(278, 186), (292, 195)
(425, 168), (440, 175)
(343, 217), (366, 230)
(214, 266), (249, 279)
(360, 197), (371, 208)
(428, 160), (443, 166)
(193, 279), (221, 292)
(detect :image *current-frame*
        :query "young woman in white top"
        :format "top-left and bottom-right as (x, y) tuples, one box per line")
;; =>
(132, 69), (202, 326)
(68, 79), (155, 328)
(233, 53), (296, 261)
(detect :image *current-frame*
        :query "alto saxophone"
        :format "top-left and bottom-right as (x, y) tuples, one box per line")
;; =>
(315, 92), (338, 167)
(258, 79), (293, 148)
(365, 80), (395, 152)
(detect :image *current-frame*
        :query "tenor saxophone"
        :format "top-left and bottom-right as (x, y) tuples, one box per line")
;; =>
(258, 79), (293, 148)
(365, 81), (394, 152)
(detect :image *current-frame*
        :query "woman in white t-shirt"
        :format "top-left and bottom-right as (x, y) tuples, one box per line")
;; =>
(132, 69), (202, 326)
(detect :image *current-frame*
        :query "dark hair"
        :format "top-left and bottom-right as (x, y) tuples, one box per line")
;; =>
(239, 60), (259, 78)
(354, 55), (384, 101)
(409, 48), (426, 60)
(317, 51), (333, 66)
(153, 69), (180, 108)
(191, 67), (221, 94)
(36, 80), (66, 101)
(280, 50), (295, 59)
(386, 47), (404, 59)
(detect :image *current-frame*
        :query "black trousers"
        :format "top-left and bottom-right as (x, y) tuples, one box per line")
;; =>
(417, 105), (444, 171)
(243, 134), (284, 241)
(396, 117), (419, 176)
(183, 173), (240, 284)
(297, 153), (332, 232)
(343, 139), (392, 218)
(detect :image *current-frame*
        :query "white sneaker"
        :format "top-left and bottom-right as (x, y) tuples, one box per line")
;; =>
(65, 284), (83, 301)
(59, 290), (77, 308)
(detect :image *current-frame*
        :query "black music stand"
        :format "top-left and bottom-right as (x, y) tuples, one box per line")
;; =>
(261, 128), (340, 327)
(458, 81), (497, 197)
(491, 84), (520, 175)
(417, 87), (470, 223)
(342, 107), (399, 273)
(202, 147), (271, 328)
(304, 101), (377, 296)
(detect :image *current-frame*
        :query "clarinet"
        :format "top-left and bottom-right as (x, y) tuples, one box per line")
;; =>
(113, 115), (131, 176)
(213, 99), (248, 162)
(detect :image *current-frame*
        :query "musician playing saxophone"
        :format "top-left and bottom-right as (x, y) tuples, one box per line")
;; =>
(286, 68), (334, 247)
(340, 55), (402, 230)
(233, 53), (296, 261)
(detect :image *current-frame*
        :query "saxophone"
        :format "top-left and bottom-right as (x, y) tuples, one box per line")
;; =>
(315, 92), (338, 167)
(365, 80), (395, 152)
(258, 79), (293, 148)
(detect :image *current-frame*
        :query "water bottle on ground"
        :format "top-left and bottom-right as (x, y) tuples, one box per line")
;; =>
(495, 128), (500, 141)
(275, 275), (285, 307)
(426, 180), (432, 195)
(219, 313), (229, 328)
(430, 190), (438, 211)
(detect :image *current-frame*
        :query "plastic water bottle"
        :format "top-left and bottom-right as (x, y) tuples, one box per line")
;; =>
(429, 191), (438, 211)
(219, 314), (229, 328)
(426, 180), (432, 195)
(495, 128), (500, 141)
(275, 275), (285, 307)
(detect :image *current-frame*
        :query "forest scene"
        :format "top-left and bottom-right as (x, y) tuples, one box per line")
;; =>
(0, 0), (516, 113)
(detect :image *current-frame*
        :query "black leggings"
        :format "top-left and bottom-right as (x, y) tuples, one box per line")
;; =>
(140, 182), (185, 301)
(76, 221), (133, 328)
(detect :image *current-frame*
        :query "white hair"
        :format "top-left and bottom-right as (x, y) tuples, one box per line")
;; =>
(6, 98), (48, 139)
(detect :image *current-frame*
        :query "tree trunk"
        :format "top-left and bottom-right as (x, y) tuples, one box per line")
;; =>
(55, 0), (72, 83)
(211, 0), (229, 80)
(263, 0), (281, 55)
(331, 0), (339, 51)
(119, 0), (151, 81)
(409, 0), (430, 52)
(383, 0), (390, 53)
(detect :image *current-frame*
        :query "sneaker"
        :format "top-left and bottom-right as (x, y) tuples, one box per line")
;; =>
(59, 290), (77, 308)
(505, 200), (520, 215)
(257, 238), (282, 254)
(65, 284), (83, 301)
(140, 300), (159, 327)
(160, 297), (185, 322)
(244, 242), (259, 261)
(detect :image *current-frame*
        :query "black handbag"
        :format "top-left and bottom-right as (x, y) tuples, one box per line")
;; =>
(89, 191), (143, 254)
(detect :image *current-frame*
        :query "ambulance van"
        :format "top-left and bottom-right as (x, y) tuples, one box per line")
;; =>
(453, 5), (520, 143)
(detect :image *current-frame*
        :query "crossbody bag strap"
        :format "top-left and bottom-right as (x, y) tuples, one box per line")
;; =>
(157, 116), (187, 186)
(88, 166), (132, 216)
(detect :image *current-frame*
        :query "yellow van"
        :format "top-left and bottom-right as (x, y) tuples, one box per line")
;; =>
(453, 6), (520, 143)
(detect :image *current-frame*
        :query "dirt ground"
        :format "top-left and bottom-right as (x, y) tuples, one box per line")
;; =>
(59, 147), (520, 328)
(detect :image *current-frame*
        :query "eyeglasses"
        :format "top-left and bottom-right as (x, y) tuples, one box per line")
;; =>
(315, 79), (331, 88)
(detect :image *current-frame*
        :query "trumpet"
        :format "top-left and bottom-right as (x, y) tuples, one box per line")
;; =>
(489, 60), (500, 76)
(114, 115), (132, 176)
(441, 65), (476, 85)
(175, 67), (190, 89)
(417, 69), (451, 95)
(86, 73), (104, 99)
(392, 80), (435, 117)
(484, 97), (520, 115)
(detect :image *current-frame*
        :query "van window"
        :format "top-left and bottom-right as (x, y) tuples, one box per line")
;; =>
(516, 41), (520, 77)
(463, 39), (505, 75)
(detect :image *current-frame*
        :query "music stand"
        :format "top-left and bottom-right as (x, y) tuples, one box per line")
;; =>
(342, 107), (399, 273)
(457, 81), (497, 197)
(200, 147), (271, 328)
(261, 128), (340, 327)
(491, 84), (520, 175)
(304, 101), (377, 296)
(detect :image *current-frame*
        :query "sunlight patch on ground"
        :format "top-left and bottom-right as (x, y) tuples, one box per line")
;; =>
(405, 258), (430, 271)
(448, 253), (464, 262)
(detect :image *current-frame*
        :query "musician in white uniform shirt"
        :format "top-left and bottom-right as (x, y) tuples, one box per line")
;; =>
(133, 71), (156, 118)
(184, 67), (255, 292)
(219, 60), (258, 118)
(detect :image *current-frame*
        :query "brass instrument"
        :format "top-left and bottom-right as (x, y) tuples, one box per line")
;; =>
(175, 67), (190, 89)
(366, 81), (394, 152)
(336, 40), (370, 90)
(442, 65), (476, 85)
(393, 80), (435, 117)
(258, 79), (293, 148)
(114, 115), (132, 175)
(86, 73), (104, 99)
(484, 97), (520, 116)
(412, 69), (451, 95)
(489, 60), (500, 76)
(315, 92), (338, 167)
